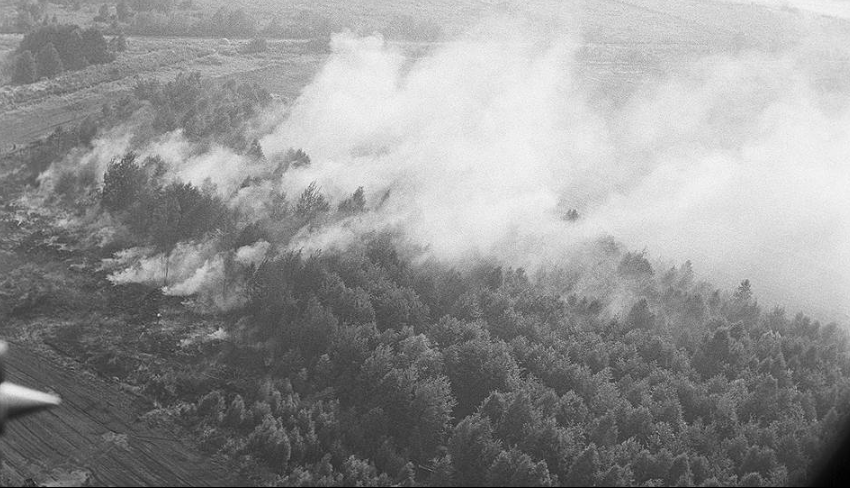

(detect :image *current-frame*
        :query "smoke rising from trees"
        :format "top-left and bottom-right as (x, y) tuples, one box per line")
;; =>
(36, 16), (850, 322)
(256, 24), (850, 320)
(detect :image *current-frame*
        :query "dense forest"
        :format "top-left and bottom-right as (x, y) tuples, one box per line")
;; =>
(4, 72), (850, 487)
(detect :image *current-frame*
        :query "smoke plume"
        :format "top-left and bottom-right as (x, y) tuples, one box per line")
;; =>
(258, 24), (850, 320)
(39, 12), (846, 321)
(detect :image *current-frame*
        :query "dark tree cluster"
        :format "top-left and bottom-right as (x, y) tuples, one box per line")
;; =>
(101, 152), (233, 251)
(11, 25), (115, 84)
(85, 75), (850, 483)
(94, 148), (850, 485)
(133, 232), (850, 487)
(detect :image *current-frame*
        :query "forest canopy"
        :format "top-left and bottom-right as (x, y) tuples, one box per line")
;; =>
(6, 70), (850, 487)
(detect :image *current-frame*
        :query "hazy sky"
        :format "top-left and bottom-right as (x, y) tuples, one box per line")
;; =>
(726, 0), (850, 18)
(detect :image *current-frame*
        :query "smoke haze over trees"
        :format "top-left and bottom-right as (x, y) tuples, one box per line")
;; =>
(255, 28), (850, 323)
(2, 3), (850, 486)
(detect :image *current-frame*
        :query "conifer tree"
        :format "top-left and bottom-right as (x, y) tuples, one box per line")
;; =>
(12, 50), (36, 85)
(36, 42), (63, 79)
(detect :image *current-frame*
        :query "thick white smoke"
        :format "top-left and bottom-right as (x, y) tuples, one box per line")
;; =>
(260, 26), (850, 321)
(104, 240), (271, 311)
(39, 124), (258, 201)
(263, 24), (610, 262)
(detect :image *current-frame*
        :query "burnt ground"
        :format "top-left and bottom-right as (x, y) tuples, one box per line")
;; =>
(0, 145), (245, 486)
(0, 344), (242, 487)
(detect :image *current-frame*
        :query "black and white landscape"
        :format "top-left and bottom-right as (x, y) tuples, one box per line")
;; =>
(0, 0), (849, 486)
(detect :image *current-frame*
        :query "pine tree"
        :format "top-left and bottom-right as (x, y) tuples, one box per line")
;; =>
(101, 153), (147, 213)
(36, 42), (63, 79)
(12, 50), (36, 84)
(735, 279), (753, 302)
(248, 138), (264, 160)
(338, 187), (366, 213)
(567, 444), (599, 486)
(295, 182), (330, 220)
